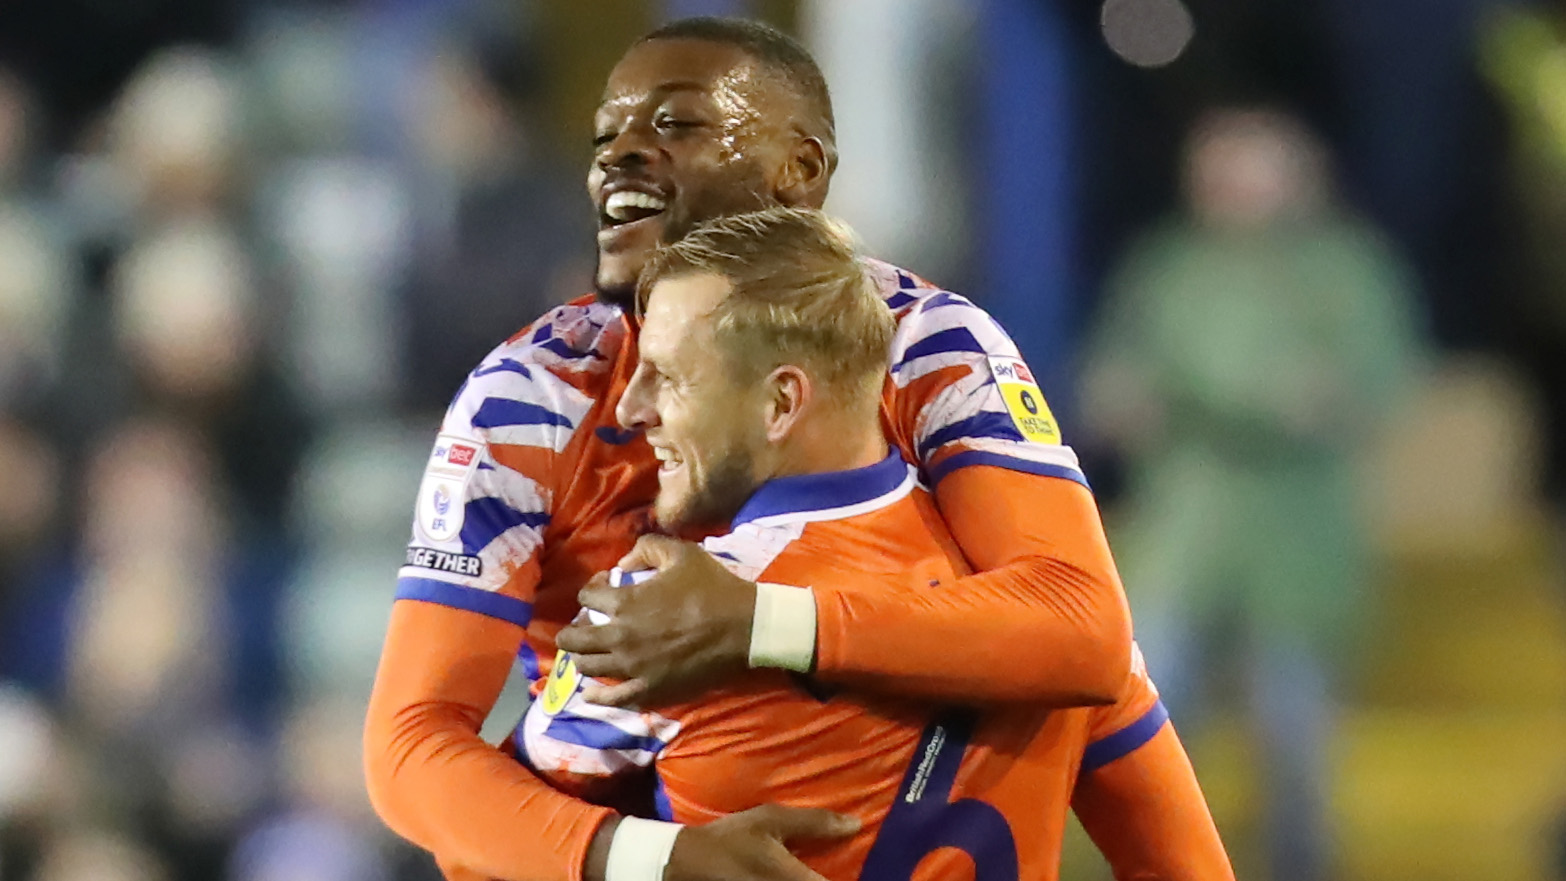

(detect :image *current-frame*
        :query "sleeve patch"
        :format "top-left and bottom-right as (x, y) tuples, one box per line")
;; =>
(416, 433), (483, 542)
(987, 356), (1061, 445)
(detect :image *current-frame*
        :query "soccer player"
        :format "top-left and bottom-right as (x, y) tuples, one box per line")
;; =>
(363, 17), (1207, 881)
(516, 205), (1230, 881)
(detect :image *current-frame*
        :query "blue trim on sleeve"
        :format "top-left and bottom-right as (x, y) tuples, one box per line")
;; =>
(394, 577), (533, 628)
(926, 450), (1090, 489)
(1081, 700), (1169, 773)
(917, 412), (1026, 461)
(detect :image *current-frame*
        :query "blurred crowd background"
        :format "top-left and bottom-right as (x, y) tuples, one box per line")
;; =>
(0, 1), (1562, 880)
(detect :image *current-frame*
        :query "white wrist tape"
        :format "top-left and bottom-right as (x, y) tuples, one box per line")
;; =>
(749, 582), (817, 672)
(605, 816), (683, 881)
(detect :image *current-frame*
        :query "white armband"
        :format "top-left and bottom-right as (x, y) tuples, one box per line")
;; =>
(749, 582), (817, 673)
(605, 816), (683, 881)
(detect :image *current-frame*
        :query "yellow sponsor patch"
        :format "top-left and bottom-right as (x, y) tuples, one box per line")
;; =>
(988, 356), (1061, 445)
(539, 649), (582, 716)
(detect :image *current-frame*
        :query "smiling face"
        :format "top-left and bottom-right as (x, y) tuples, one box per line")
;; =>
(616, 272), (770, 531)
(588, 38), (801, 307)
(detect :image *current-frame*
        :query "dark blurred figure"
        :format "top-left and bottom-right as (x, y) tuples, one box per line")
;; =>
(1083, 107), (1425, 881)
(0, 419), (280, 881)
(0, 70), (79, 425)
(107, 218), (311, 537)
(397, 31), (594, 414)
(0, 0), (238, 152)
(228, 699), (395, 881)
(1481, 0), (1566, 525)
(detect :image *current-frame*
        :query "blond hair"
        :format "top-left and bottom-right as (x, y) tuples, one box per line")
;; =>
(637, 207), (893, 405)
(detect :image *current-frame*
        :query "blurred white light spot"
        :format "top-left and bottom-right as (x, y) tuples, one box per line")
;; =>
(1101, 0), (1195, 68)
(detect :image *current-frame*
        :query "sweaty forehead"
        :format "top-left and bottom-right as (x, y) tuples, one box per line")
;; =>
(603, 38), (778, 110)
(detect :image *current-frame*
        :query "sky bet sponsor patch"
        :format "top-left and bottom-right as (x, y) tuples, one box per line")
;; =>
(988, 356), (1061, 445)
(416, 434), (483, 543)
(405, 546), (484, 577)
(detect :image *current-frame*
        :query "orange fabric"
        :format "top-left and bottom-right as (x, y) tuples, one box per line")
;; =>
(368, 274), (1140, 880)
(812, 464), (1132, 705)
(363, 601), (613, 881)
(584, 490), (1164, 881)
(1072, 724), (1236, 881)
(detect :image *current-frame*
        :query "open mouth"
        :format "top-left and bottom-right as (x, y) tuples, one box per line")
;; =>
(601, 190), (669, 229)
(652, 445), (683, 476)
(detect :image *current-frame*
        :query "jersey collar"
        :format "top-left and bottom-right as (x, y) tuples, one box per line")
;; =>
(731, 449), (917, 529)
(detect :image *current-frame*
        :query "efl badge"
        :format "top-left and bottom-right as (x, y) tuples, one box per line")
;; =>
(988, 356), (1061, 445)
(539, 649), (582, 716)
(416, 434), (483, 542)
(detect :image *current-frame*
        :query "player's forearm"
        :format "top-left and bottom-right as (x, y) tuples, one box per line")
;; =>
(809, 554), (1129, 704)
(1072, 725), (1235, 881)
(804, 467), (1131, 704)
(364, 601), (613, 881)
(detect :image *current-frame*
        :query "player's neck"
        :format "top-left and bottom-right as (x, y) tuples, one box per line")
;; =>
(774, 419), (887, 481)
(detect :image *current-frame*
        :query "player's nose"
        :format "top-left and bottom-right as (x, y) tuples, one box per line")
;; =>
(596, 120), (657, 173)
(616, 366), (658, 430)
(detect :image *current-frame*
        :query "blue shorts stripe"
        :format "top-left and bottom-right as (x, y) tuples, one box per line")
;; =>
(1081, 700), (1169, 773)
(395, 577), (533, 628)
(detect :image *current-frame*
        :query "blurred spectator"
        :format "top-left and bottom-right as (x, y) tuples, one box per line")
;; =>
(0, 418), (63, 611)
(1481, 1), (1566, 523)
(397, 32), (594, 414)
(0, 419), (280, 881)
(107, 218), (312, 537)
(1082, 107), (1425, 881)
(0, 69), (40, 191)
(228, 699), (394, 881)
(0, 206), (75, 418)
(29, 829), (171, 881)
(105, 48), (245, 222)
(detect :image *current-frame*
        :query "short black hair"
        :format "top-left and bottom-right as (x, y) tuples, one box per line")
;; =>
(638, 17), (836, 152)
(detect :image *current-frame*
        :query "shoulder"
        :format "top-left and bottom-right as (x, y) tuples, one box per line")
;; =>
(444, 296), (627, 449)
(502, 295), (630, 372)
(863, 259), (1020, 383)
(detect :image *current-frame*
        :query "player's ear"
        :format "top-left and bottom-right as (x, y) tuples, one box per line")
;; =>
(762, 364), (811, 442)
(774, 136), (830, 208)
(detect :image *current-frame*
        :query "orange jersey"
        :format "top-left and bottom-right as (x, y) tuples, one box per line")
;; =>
(368, 261), (1139, 881)
(517, 452), (1165, 881)
(394, 260), (1089, 682)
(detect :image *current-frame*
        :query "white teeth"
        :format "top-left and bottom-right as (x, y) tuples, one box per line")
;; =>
(605, 191), (667, 221)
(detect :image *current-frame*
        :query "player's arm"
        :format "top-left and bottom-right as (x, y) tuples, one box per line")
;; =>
(363, 355), (617, 880)
(365, 350), (858, 881)
(812, 297), (1131, 704)
(562, 295), (1130, 708)
(1071, 649), (1234, 881)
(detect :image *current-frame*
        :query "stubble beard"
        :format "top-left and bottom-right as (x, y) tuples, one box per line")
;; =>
(656, 443), (759, 535)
